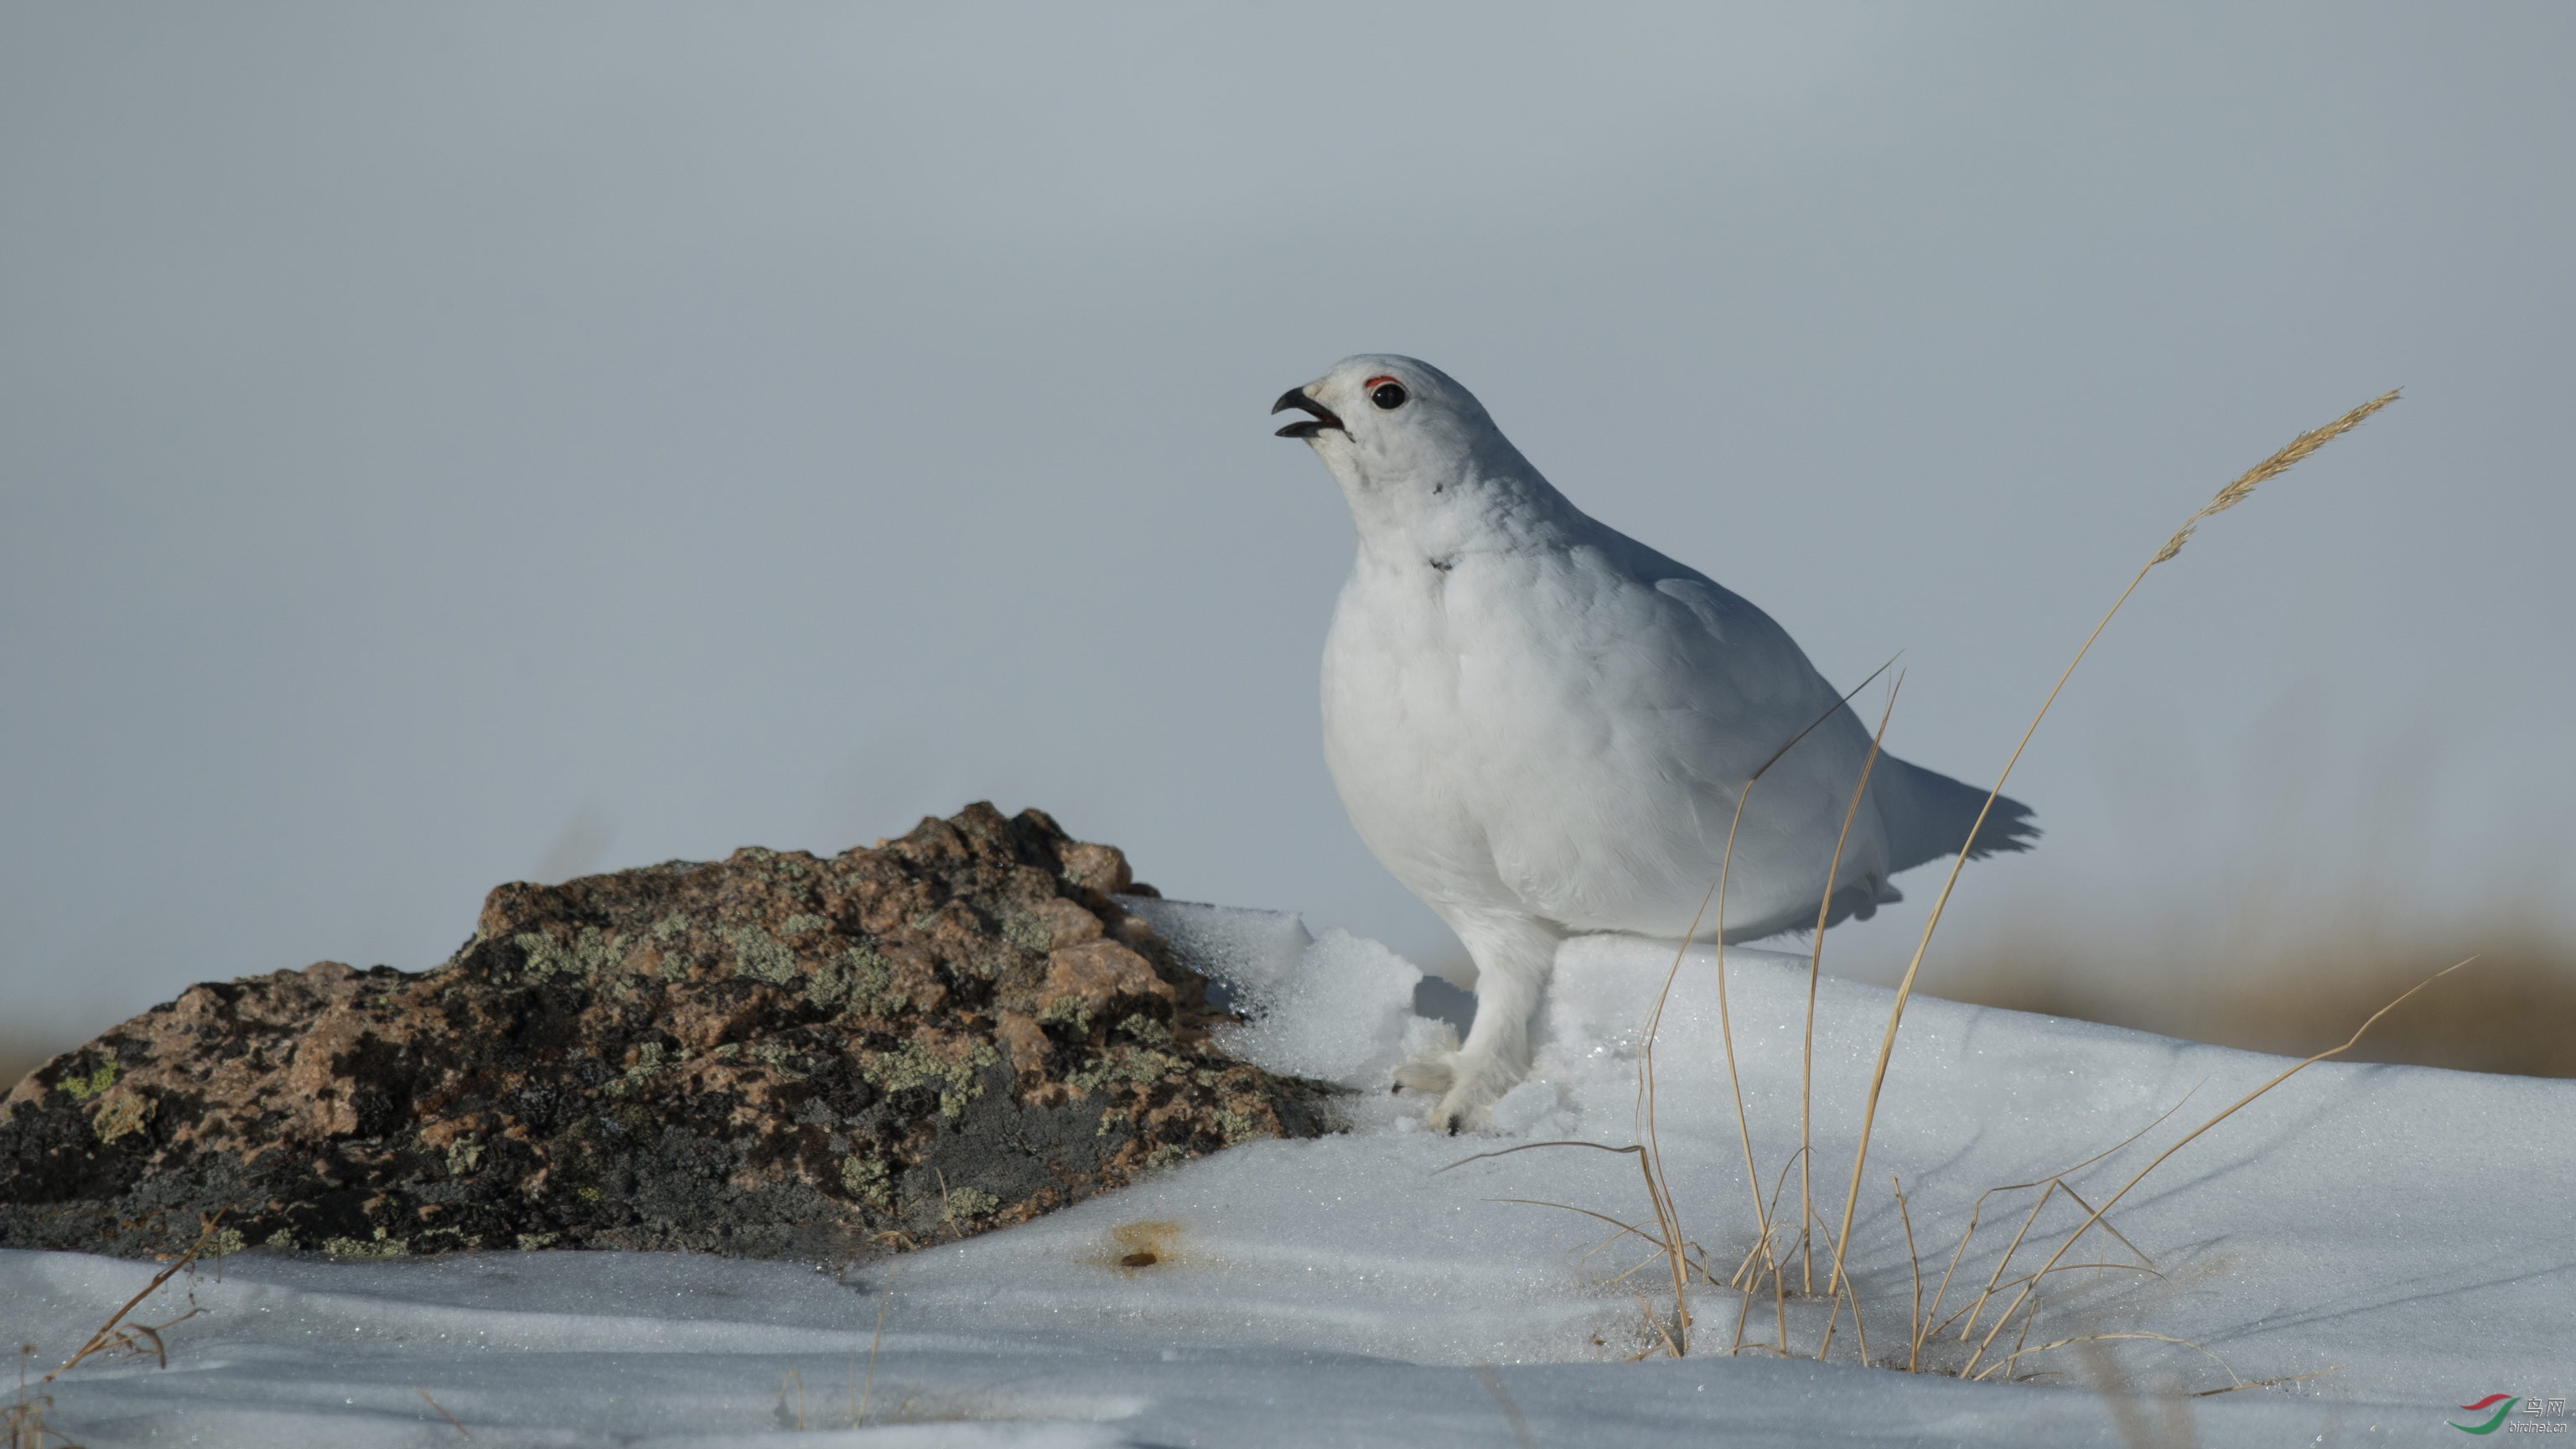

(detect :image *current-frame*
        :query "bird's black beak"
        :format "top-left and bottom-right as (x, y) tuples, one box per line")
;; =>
(1272, 387), (1344, 439)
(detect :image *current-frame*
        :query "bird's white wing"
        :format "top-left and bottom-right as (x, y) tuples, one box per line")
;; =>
(1589, 536), (1866, 792)
(1556, 534), (1897, 933)
(1611, 543), (2035, 888)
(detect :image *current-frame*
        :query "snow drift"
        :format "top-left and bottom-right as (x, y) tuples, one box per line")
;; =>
(6, 901), (2567, 1446)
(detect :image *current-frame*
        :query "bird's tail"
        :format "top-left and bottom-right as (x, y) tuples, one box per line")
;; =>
(1875, 754), (2040, 875)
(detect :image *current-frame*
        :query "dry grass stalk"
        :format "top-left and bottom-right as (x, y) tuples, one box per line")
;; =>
(1851, 969), (2472, 1384)
(1957, 957), (2474, 1377)
(1931, 1183), (2162, 1349)
(1820, 387), (2402, 1347)
(1633, 1296), (1683, 1359)
(1617, 659), (1895, 1353)
(1801, 678), (1900, 1295)
(1917, 1096), (2188, 1348)
(1892, 1178), (1924, 1371)
(1484, 1197), (1709, 1280)
(1754, 1151), (1811, 1353)
(1633, 948), (1700, 1347)
(13, 1215), (227, 1449)
(1704, 790), (1778, 1316)
(8, 1345), (72, 1449)
(1984, 1329), (2241, 1386)
(1442, 1141), (1701, 1286)
(415, 1387), (472, 1440)
(2003, 1294), (2039, 1376)
(44, 1213), (223, 1384)
(1955, 1185), (2070, 1345)
(858, 1275), (893, 1426)
(1705, 665), (1901, 1305)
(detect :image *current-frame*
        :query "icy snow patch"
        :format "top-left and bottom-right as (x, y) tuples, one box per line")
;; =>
(1112, 896), (1311, 1012)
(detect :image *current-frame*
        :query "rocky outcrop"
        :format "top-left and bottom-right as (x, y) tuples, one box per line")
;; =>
(0, 804), (1330, 1261)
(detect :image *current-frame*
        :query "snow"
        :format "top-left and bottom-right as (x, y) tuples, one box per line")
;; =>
(1123, 900), (1449, 1091)
(8, 901), (2569, 1446)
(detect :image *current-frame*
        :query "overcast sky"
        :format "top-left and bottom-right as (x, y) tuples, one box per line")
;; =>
(5, 4), (2571, 1043)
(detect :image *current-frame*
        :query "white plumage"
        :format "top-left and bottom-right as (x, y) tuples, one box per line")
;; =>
(1274, 355), (2035, 1130)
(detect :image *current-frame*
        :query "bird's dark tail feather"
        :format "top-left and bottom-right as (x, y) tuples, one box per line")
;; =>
(1876, 754), (2040, 875)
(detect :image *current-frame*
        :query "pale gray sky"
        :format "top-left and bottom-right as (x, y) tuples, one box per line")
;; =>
(5, 4), (2571, 1041)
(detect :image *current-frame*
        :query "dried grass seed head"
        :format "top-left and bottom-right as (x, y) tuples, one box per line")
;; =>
(2153, 389), (2400, 565)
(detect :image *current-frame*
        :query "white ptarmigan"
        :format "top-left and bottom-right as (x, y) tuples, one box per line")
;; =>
(1275, 355), (2036, 1130)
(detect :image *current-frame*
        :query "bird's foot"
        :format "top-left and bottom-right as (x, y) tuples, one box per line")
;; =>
(1420, 1055), (1517, 1135)
(1393, 1024), (1517, 1131)
(1390, 1021), (1462, 1096)
(1390, 1054), (1455, 1094)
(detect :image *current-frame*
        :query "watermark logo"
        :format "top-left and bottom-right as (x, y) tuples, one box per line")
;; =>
(2449, 1394), (2570, 1436)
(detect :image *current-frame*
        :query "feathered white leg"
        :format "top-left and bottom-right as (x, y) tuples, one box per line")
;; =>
(1396, 911), (1562, 1132)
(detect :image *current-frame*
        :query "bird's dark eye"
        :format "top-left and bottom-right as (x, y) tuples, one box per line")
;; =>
(1370, 381), (1408, 410)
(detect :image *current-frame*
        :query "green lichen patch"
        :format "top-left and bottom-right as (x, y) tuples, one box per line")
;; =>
(624, 1041), (671, 1080)
(323, 1228), (410, 1258)
(810, 945), (902, 1015)
(1216, 1109), (1275, 1145)
(91, 1092), (154, 1145)
(942, 1185), (1001, 1222)
(1067, 1046), (1187, 1095)
(446, 1134), (484, 1176)
(722, 927), (801, 985)
(1115, 1013), (1173, 1046)
(749, 1041), (811, 1081)
(58, 1053), (117, 1102)
(1003, 911), (1054, 952)
(840, 1156), (891, 1207)
(864, 1039), (998, 1118)
(1038, 994), (1096, 1036)
(512, 926), (630, 983)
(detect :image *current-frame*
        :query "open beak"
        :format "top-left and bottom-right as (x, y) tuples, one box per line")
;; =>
(1271, 387), (1344, 439)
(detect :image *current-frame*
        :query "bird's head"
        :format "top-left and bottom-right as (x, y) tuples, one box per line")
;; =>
(1270, 355), (1515, 508)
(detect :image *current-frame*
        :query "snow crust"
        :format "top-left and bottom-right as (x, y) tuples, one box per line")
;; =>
(7, 902), (2568, 1446)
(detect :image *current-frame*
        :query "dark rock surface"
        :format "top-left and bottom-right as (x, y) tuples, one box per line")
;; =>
(0, 804), (1331, 1261)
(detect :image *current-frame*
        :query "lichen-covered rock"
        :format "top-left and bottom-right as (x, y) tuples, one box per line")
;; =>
(0, 804), (1331, 1261)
